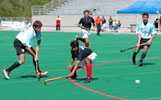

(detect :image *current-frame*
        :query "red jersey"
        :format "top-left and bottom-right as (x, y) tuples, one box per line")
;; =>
(56, 18), (61, 25)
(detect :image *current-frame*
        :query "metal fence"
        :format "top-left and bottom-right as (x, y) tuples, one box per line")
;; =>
(1, 17), (32, 23)
(32, 0), (69, 16)
(0, 17), (32, 30)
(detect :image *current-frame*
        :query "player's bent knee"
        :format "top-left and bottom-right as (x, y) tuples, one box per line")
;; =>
(21, 60), (25, 64)
(19, 59), (25, 64)
(135, 49), (139, 53)
(135, 48), (140, 52)
(85, 38), (89, 43)
(86, 58), (91, 63)
(143, 47), (149, 52)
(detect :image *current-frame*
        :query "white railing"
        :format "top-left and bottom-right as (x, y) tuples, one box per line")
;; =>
(31, 0), (120, 16)
(32, 0), (69, 16)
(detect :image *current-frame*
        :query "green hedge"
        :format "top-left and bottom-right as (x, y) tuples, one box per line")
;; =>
(0, 0), (51, 17)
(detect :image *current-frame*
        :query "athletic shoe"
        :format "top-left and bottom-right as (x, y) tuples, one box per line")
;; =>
(138, 62), (143, 66)
(40, 71), (48, 76)
(84, 78), (92, 83)
(36, 71), (48, 78)
(2, 69), (10, 80)
(36, 72), (41, 79)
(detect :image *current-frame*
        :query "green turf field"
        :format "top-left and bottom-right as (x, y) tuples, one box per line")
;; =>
(0, 31), (161, 100)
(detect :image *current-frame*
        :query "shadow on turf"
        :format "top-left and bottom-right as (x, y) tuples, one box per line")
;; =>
(20, 75), (49, 79)
(74, 78), (98, 82)
(143, 63), (157, 66)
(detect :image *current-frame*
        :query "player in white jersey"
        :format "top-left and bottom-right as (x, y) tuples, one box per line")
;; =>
(2, 21), (48, 80)
(132, 13), (157, 66)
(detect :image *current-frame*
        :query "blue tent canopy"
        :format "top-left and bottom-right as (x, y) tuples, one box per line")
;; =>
(117, 1), (161, 14)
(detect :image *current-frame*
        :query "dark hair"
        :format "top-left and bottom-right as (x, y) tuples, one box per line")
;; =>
(33, 20), (42, 28)
(83, 10), (89, 14)
(70, 40), (79, 48)
(142, 13), (149, 17)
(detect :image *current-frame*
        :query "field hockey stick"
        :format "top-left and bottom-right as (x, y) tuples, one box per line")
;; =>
(120, 42), (148, 52)
(44, 75), (70, 84)
(35, 60), (41, 81)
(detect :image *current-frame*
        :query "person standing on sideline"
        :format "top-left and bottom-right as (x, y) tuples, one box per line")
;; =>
(117, 20), (121, 29)
(56, 16), (61, 31)
(113, 20), (117, 31)
(101, 16), (106, 31)
(154, 19), (158, 29)
(109, 16), (113, 31)
(95, 15), (101, 36)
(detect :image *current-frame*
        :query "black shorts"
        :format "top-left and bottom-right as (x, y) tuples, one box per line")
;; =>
(14, 39), (35, 56)
(140, 38), (150, 49)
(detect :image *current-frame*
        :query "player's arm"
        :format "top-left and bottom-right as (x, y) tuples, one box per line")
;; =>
(147, 33), (157, 45)
(69, 60), (80, 76)
(68, 51), (76, 70)
(25, 33), (36, 57)
(136, 34), (142, 47)
(78, 18), (85, 29)
(35, 40), (41, 61)
(136, 25), (142, 47)
(68, 58), (75, 70)
(34, 32), (42, 61)
(25, 46), (36, 57)
(78, 24), (85, 29)
(147, 25), (157, 45)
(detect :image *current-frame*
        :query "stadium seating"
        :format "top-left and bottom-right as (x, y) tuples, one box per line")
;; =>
(32, 0), (159, 27)
(46, 0), (149, 15)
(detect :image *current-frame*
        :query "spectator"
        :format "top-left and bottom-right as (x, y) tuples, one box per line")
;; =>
(160, 17), (161, 29)
(95, 15), (101, 36)
(109, 16), (113, 30)
(154, 19), (158, 29)
(117, 20), (121, 29)
(113, 20), (117, 30)
(101, 16), (106, 31)
(56, 16), (61, 31)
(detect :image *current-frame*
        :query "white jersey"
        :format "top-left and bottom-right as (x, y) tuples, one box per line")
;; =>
(136, 22), (157, 39)
(16, 27), (41, 47)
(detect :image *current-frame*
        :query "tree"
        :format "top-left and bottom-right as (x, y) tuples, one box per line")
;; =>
(0, 0), (51, 17)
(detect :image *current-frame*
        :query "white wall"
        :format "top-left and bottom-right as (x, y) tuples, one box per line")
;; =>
(32, 14), (159, 27)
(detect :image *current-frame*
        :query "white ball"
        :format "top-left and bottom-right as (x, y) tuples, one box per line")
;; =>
(135, 80), (140, 83)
